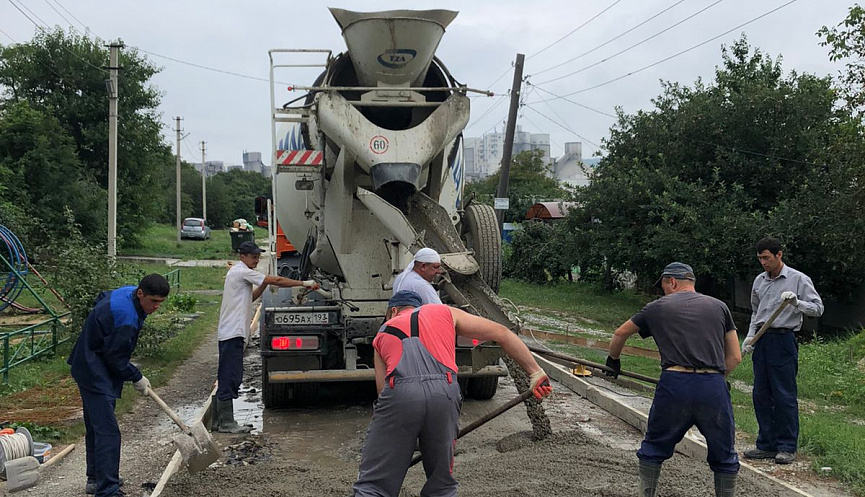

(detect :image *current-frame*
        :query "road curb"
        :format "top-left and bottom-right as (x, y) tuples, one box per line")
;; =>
(534, 352), (814, 497)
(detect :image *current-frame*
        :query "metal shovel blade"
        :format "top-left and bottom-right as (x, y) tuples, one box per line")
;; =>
(4, 456), (39, 492)
(172, 422), (221, 474)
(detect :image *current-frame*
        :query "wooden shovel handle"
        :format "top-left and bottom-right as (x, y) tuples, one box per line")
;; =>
(39, 443), (75, 470)
(750, 299), (790, 346)
(147, 390), (192, 435)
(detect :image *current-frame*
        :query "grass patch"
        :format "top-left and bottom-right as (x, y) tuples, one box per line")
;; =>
(502, 278), (865, 495)
(136, 263), (228, 291)
(499, 279), (651, 332)
(0, 261), (224, 443)
(119, 223), (267, 260)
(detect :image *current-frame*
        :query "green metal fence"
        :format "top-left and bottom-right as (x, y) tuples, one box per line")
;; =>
(0, 265), (182, 383)
(164, 268), (181, 289)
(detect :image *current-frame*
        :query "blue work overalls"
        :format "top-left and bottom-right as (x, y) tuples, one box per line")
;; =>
(68, 286), (145, 497)
(353, 309), (462, 497)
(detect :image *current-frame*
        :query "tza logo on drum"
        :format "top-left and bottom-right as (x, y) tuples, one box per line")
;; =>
(377, 49), (417, 69)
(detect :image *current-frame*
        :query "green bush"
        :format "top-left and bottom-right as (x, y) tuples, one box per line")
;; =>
(136, 316), (181, 358)
(166, 292), (197, 313)
(503, 221), (576, 284)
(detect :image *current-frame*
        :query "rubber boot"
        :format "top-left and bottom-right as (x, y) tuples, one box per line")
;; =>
(216, 399), (252, 434)
(639, 460), (662, 497)
(714, 472), (737, 497)
(209, 395), (221, 432)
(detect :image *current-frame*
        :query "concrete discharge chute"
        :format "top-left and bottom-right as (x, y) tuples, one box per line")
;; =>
(262, 8), (519, 406)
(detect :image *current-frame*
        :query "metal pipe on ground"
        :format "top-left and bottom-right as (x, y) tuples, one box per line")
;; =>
(409, 389), (534, 468)
(527, 346), (659, 385)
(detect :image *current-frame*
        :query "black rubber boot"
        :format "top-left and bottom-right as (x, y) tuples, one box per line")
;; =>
(639, 460), (662, 497)
(216, 398), (252, 434)
(209, 395), (221, 432)
(714, 472), (737, 497)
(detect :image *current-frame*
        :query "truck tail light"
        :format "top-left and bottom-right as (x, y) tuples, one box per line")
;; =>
(271, 336), (320, 350)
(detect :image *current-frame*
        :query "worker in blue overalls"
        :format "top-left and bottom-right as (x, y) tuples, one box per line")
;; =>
(68, 274), (170, 497)
(606, 262), (742, 497)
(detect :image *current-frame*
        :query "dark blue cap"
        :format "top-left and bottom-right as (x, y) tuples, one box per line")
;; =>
(655, 262), (696, 286)
(238, 241), (264, 255)
(388, 290), (423, 308)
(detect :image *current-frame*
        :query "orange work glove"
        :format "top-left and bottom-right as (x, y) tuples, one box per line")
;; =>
(529, 370), (553, 400)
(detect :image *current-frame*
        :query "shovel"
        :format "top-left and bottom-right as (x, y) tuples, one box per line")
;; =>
(409, 388), (534, 468)
(147, 390), (221, 473)
(744, 299), (791, 353)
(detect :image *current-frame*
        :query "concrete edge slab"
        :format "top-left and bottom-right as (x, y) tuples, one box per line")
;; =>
(535, 353), (814, 497)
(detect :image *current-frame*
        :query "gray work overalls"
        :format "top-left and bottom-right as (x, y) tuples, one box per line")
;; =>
(353, 308), (462, 497)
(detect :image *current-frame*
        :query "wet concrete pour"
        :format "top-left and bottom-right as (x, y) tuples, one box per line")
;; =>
(161, 346), (798, 497)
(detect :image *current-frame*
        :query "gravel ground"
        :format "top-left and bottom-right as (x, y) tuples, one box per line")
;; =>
(8, 293), (851, 497)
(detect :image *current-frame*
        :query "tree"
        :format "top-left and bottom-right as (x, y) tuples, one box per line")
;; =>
(819, 4), (865, 116)
(571, 36), (865, 301)
(0, 29), (174, 246)
(464, 149), (568, 223)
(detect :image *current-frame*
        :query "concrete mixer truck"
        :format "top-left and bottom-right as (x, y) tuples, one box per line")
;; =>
(260, 8), (521, 407)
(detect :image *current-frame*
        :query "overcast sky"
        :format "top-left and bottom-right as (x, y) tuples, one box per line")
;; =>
(0, 0), (852, 164)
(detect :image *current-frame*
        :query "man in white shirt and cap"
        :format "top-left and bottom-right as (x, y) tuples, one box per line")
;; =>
(392, 248), (443, 304)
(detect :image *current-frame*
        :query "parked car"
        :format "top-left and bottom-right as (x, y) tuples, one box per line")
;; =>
(181, 217), (211, 240)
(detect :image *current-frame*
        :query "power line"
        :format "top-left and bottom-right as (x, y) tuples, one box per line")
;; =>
(467, 94), (509, 132)
(536, 0), (725, 85)
(43, 0), (80, 35)
(693, 139), (827, 168)
(531, 0), (689, 77)
(15, 0), (51, 28)
(50, 0), (88, 32)
(528, 83), (617, 119)
(0, 27), (16, 43)
(544, 0), (799, 99)
(6, 0), (106, 72)
(135, 47), (274, 84)
(527, 0), (623, 60)
(524, 104), (600, 150)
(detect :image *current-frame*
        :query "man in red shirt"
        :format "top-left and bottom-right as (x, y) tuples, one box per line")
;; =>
(352, 291), (552, 497)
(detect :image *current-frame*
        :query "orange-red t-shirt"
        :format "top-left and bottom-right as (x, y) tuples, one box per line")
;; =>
(373, 304), (457, 377)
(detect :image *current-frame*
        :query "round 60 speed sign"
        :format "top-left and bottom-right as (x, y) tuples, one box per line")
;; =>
(369, 135), (389, 155)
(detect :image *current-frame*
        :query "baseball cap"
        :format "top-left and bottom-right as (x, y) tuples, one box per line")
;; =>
(388, 290), (423, 309)
(654, 262), (696, 286)
(238, 241), (264, 255)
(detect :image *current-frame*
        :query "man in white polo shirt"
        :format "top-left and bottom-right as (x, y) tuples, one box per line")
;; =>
(213, 241), (318, 433)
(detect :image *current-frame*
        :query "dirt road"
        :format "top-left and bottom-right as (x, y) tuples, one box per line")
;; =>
(14, 305), (850, 496)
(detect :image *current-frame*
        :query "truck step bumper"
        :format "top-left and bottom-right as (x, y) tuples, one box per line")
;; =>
(268, 364), (508, 383)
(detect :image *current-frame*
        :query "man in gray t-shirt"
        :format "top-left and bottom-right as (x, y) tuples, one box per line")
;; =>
(606, 262), (742, 497)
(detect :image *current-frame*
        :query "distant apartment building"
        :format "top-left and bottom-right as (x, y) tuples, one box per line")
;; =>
(551, 142), (601, 187)
(243, 151), (271, 178)
(193, 160), (225, 178)
(464, 125), (551, 181)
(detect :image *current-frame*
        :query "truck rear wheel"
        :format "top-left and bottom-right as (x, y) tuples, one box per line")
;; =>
(461, 203), (502, 293)
(466, 376), (498, 400)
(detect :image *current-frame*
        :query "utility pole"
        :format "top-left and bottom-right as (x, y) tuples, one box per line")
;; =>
(107, 41), (123, 258)
(200, 141), (207, 222)
(494, 53), (525, 232)
(175, 117), (182, 242)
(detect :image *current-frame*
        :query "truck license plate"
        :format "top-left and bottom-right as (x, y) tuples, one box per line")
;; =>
(274, 312), (330, 325)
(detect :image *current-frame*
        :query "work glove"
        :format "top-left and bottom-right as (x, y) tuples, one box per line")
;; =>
(302, 280), (320, 290)
(528, 370), (553, 400)
(781, 291), (799, 307)
(133, 376), (151, 396)
(604, 356), (621, 379)
(742, 336), (755, 355)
